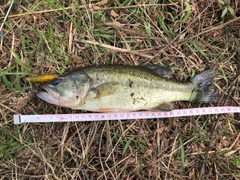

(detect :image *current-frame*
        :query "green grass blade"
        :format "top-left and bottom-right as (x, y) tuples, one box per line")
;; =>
(188, 40), (209, 60)
(11, 50), (31, 73)
(179, 137), (185, 173)
(122, 137), (134, 155)
(182, 2), (192, 23)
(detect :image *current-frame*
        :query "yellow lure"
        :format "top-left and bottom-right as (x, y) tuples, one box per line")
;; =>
(26, 74), (59, 83)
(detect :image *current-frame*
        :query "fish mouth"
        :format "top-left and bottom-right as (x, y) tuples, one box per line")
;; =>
(37, 86), (61, 105)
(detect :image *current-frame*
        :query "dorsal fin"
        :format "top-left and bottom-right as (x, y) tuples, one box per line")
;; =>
(144, 65), (174, 78)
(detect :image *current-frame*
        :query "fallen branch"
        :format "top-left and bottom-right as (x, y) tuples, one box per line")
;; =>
(74, 39), (154, 59)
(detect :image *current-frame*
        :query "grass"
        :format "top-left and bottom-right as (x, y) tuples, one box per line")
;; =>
(0, 0), (240, 179)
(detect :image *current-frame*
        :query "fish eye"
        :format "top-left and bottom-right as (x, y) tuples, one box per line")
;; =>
(52, 78), (61, 86)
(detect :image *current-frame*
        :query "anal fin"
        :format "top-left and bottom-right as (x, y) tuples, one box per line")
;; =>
(147, 102), (174, 111)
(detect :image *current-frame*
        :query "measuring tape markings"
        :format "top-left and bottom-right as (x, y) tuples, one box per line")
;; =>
(14, 106), (240, 124)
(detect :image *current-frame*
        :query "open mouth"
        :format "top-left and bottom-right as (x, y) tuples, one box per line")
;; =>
(40, 86), (49, 93)
(38, 86), (53, 97)
(37, 86), (60, 105)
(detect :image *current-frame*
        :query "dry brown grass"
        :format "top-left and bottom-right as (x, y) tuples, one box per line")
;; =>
(0, 0), (240, 179)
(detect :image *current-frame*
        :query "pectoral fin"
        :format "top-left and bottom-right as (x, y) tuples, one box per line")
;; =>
(147, 102), (174, 111)
(94, 82), (119, 99)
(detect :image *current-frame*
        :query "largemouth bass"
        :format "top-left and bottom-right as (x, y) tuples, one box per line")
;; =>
(37, 65), (218, 112)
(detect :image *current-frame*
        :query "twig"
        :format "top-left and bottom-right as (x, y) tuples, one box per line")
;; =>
(0, 102), (17, 113)
(74, 39), (154, 59)
(228, 131), (240, 151)
(68, 22), (73, 53)
(180, 16), (240, 44)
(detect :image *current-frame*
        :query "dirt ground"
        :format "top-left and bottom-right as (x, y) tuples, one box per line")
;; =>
(0, 0), (240, 179)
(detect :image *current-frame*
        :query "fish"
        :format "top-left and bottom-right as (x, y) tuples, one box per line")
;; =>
(36, 65), (219, 112)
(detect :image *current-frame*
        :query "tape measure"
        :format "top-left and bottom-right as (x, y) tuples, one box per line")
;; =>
(14, 106), (239, 124)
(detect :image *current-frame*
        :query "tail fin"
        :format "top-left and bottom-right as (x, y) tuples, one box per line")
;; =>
(191, 69), (219, 104)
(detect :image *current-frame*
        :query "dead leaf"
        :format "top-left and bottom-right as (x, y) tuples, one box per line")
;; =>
(92, 5), (100, 10)
(144, 149), (153, 157)
(105, 21), (125, 27)
(125, 157), (135, 165)
(110, 10), (119, 17)
(147, 167), (153, 176)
